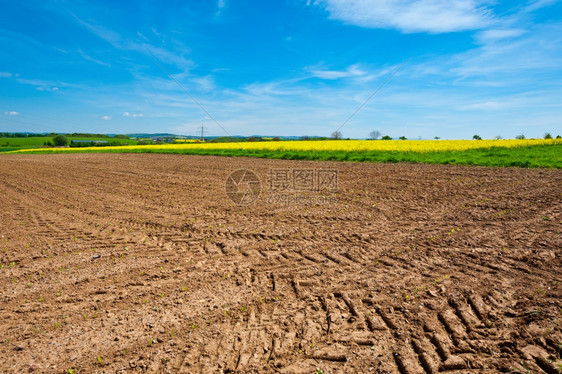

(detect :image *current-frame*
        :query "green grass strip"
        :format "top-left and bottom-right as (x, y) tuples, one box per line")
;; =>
(4, 144), (561, 168)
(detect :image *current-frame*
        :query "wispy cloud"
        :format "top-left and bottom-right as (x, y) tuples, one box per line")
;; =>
(4, 111), (19, 116)
(101, 115), (112, 120)
(458, 101), (516, 111)
(451, 22), (562, 78)
(70, 12), (193, 70)
(0, 71), (12, 78)
(0, 26), (68, 54)
(312, 0), (493, 33)
(523, 0), (559, 12)
(476, 28), (526, 43)
(16, 77), (80, 92)
(190, 76), (216, 92)
(77, 49), (111, 67)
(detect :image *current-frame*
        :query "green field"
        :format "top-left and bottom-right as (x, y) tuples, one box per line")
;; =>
(7, 143), (562, 168)
(0, 136), (138, 152)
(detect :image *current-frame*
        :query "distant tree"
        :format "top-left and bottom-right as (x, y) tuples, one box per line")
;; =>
(544, 132), (552, 139)
(247, 136), (259, 142)
(494, 135), (503, 140)
(556, 135), (561, 139)
(300, 135), (310, 141)
(473, 135), (482, 140)
(272, 136), (281, 142)
(331, 130), (343, 140)
(434, 136), (440, 140)
(381, 135), (392, 140)
(399, 136), (407, 140)
(52, 135), (69, 146)
(515, 134), (525, 140)
(369, 130), (381, 140)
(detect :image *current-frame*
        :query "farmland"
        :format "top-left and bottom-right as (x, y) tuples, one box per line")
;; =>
(0, 153), (560, 373)
(0, 136), (139, 153)
(8, 138), (562, 168)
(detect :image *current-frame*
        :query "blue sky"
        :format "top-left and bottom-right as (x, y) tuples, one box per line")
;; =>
(1, 0), (561, 139)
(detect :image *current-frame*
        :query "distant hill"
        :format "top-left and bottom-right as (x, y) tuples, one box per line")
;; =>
(126, 133), (180, 138)
(126, 133), (322, 140)
(1, 132), (326, 140)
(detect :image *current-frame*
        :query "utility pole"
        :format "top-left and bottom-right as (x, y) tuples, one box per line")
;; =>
(198, 123), (206, 141)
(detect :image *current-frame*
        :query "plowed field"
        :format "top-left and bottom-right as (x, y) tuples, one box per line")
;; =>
(0, 154), (560, 373)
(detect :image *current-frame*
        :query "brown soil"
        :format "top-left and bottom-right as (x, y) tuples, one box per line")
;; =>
(0, 153), (560, 374)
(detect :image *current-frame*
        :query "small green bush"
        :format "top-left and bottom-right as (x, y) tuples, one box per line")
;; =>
(52, 135), (69, 146)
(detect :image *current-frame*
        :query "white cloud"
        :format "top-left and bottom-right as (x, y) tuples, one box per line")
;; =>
(476, 28), (525, 43)
(458, 101), (514, 111)
(0, 72), (12, 78)
(216, 0), (226, 16)
(101, 115), (112, 120)
(313, 0), (493, 33)
(3, 111), (19, 116)
(309, 64), (367, 79)
(123, 112), (143, 118)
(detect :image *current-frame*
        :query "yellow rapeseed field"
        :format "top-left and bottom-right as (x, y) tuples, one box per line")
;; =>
(8, 138), (561, 154)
